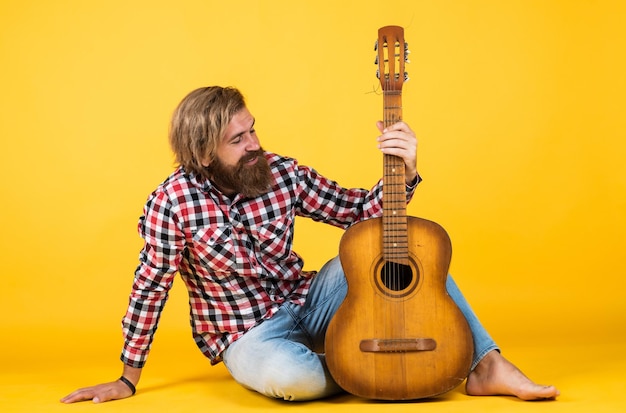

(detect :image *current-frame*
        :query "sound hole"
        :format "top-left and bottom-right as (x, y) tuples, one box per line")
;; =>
(380, 261), (415, 292)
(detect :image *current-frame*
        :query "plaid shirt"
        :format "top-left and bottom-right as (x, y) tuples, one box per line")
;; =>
(121, 152), (418, 367)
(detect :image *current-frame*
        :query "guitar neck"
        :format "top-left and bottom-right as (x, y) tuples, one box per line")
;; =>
(382, 89), (409, 264)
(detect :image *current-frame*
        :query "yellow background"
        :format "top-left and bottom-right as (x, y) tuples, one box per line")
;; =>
(1, 1), (625, 412)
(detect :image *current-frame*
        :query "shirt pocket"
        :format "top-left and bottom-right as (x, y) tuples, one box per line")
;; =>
(191, 225), (236, 274)
(252, 216), (293, 264)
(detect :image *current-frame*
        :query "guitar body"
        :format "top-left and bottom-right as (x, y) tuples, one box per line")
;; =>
(325, 216), (473, 400)
(324, 26), (473, 400)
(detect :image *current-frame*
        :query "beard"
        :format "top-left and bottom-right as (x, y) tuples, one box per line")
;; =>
(205, 149), (273, 198)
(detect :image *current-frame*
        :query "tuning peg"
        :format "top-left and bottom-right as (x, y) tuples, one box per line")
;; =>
(375, 55), (379, 65)
(374, 40), (378, 51)
(404, 72), (410, 82)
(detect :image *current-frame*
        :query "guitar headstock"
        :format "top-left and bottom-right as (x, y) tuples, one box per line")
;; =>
(375, 26), (409, 91)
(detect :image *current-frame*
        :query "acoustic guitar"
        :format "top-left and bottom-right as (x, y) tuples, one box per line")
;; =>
(325, 25), (473, 400)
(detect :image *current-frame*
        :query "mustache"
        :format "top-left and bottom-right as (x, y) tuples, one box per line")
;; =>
(239, 149), (264, 165)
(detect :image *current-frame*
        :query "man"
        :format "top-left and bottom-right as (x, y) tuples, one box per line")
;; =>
(61, 86), (559, 403)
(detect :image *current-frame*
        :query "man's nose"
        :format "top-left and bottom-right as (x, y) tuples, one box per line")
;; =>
(244, 134), (260, 151)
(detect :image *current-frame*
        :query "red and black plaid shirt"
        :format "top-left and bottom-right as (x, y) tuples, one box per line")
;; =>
(121, 152), (418, 367)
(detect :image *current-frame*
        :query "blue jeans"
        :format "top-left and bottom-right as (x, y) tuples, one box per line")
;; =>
(222, 256), (499, 401)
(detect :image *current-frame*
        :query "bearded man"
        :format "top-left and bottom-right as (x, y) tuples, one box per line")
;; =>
(61, 86), (558, 404)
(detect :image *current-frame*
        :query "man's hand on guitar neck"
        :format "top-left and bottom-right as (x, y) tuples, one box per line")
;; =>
(376, 120), (418, 185)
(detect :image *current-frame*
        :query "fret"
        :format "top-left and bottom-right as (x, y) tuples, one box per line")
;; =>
(383, 230), (408, 235)
(383, 240), (408, 245)
(382, 210), (406, 219)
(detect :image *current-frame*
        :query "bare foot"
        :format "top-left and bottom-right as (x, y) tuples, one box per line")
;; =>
(465, 350), (559, 401)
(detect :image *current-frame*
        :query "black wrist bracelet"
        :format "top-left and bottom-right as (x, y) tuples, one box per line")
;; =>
(118, 376), (136, 395)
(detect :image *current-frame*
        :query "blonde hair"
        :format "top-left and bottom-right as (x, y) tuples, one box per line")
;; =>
(169, 86), (246, 178)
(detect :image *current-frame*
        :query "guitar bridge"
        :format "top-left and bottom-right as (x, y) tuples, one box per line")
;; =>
(360, 338), (437, 353)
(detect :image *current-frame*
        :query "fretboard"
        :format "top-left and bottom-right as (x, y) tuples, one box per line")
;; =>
(382, 90), (409, 265)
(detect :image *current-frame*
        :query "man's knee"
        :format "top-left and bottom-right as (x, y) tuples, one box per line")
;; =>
(229, 341), (339, 401)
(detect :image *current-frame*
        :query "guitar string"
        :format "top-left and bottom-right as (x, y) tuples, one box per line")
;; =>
(385, 72), (400, 296)
(383, 73), (389, 340)
(384, 74), (399, 339)
(383, 39), (404, 342)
